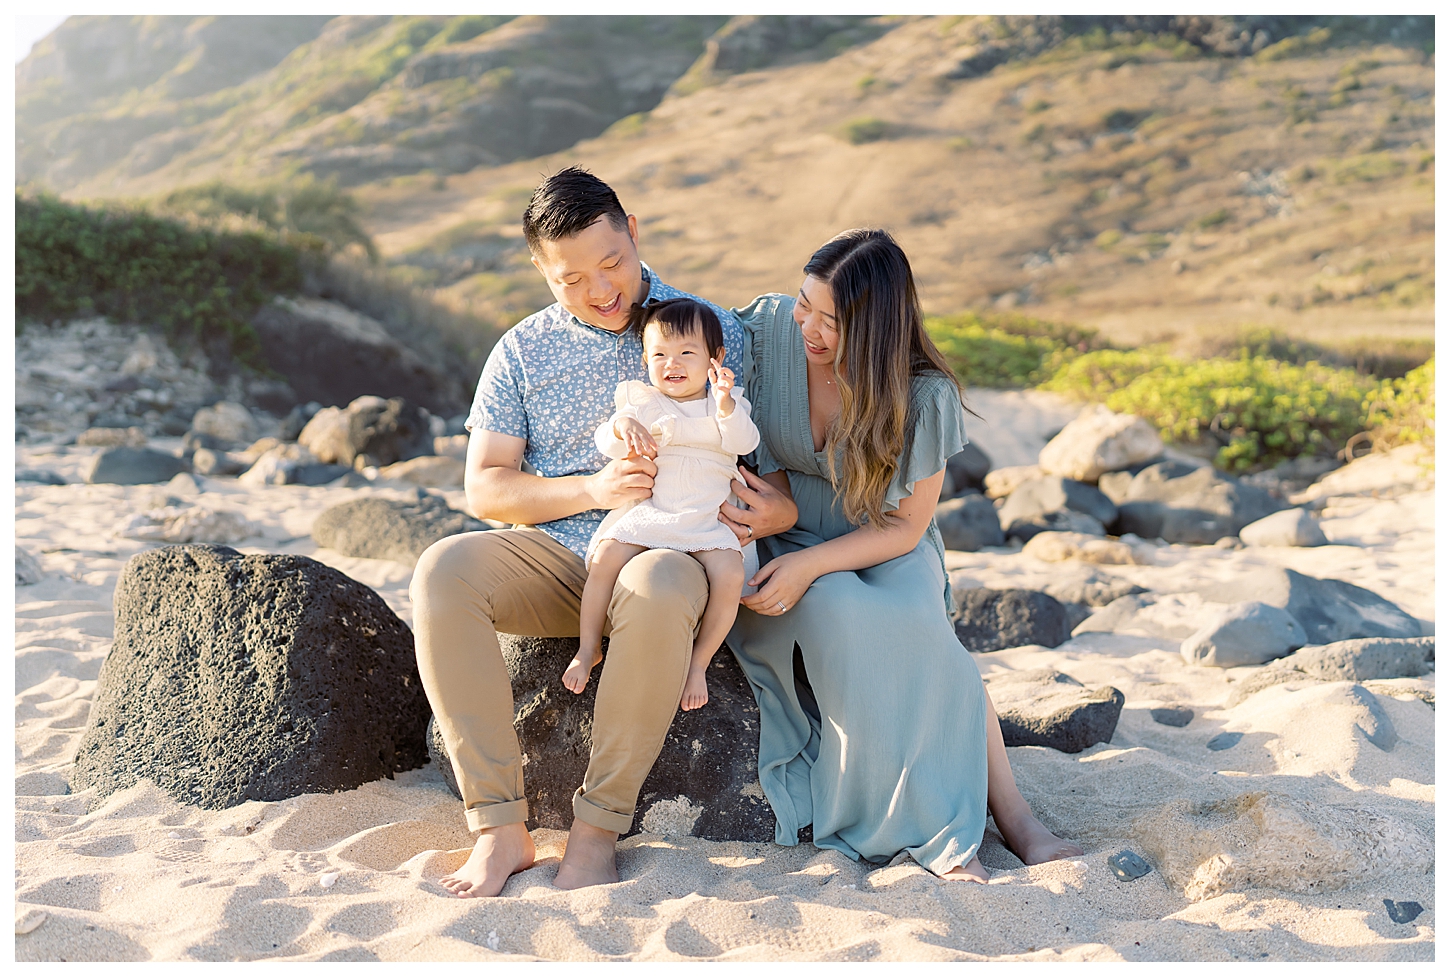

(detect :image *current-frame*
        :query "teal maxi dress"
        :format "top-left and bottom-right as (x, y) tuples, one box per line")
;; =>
(726, 294), (990, 876)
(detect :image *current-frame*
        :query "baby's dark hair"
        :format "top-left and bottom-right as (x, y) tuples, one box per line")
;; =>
(630, 297), (724, 356)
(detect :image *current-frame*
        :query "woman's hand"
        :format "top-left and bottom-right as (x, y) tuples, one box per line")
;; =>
(741, 550), (819, 616)
(613, 416), (658, 459)
(719, 467), (796, 543)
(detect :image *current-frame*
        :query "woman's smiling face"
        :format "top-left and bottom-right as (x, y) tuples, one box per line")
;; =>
(793, 275), (839, 367)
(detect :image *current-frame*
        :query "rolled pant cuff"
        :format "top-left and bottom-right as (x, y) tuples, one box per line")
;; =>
(572, 789), (635, 834)
(465, 799), (529, 832)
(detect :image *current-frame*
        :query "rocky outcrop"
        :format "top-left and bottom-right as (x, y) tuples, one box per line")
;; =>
(70, 545), (431, 808)
(252, 298), (463, 415)
(1022, 531), (1148, 565)
(83, 446), (187, 485)
(953, 588), (1071, 652)
(427, 635), (773, 841)
(941, 443), (993, 498)
(935, 492), (1004, 551)
(376, 455), (465, 488)
(190, 401), (258, 445)
(1038, 405), (1163, 483)
(119, 505), (260, 544)
(1039, 566), (1147, 607)
(1193, 567), (1422, 645)
(1239, 508), (1328, 547)
(999, 475), (1118, 541)
(1180, 601), (1307, 667)
(311, 493), (488, 565)
(1100, 461), (1285, 544)
(298, 395), (434, 469)
(983, 668), (1124, 753)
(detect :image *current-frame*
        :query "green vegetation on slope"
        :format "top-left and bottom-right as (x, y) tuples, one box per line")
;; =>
(927, 314), (1434, 471)
(15, 194), (311, 366)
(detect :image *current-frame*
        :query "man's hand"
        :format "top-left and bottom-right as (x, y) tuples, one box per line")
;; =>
(718, 466), (796, 543)
(588, 455), (658, 510)
(613, 416), (658, 459)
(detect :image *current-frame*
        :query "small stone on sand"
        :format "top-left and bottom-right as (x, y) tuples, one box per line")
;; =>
(1108, 850), (1153, 881)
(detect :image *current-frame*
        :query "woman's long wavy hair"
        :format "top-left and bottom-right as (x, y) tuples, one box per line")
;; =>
(805, 228), (964, 529)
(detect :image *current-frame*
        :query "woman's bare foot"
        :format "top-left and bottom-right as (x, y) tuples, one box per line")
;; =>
(941, 855), (989, 883)
(562, 646), (602, 694)
(553, 819), (619, 890)
(994, 812), (1084, 865)
(680, 666), (709, 711)
(438, 822), (535, 898)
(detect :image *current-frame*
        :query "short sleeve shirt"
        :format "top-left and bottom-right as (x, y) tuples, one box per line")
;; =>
(465, 262), (744, 558)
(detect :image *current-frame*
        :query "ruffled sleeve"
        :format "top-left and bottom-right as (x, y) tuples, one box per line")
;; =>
(883, 373), (970, 511)
(732, 293), (794, 476)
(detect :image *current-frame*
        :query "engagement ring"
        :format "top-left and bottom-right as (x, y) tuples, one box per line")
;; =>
(777, 601), (787, 612)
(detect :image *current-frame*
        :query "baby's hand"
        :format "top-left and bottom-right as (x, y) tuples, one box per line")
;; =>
(615, 416), (658, 458)
(709, 359), (736, 417)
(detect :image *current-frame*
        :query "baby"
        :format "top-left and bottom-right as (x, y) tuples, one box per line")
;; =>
(563, 297), (760, 711)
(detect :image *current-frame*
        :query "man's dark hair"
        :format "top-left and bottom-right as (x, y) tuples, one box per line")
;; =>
(631, 297), (725, 358)
(522, 166), (629, 253)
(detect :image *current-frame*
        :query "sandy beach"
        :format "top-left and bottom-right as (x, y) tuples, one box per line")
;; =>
(13, 389), (1434, 962)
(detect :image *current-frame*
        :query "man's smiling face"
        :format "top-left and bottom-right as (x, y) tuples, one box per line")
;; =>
(530, 214), (647, 333)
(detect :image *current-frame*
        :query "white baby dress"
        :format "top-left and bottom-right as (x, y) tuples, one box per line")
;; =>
(587, 379), (761, 564)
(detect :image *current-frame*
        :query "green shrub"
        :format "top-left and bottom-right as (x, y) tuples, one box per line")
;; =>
(841, 117), (890, 145)
(1255, 27), (1332, 62)
(15, 193), (311, 366)
(1040, 348), (1378, 470)
(1192, 207), (1231, 230)
(1364, 358), (1434, 450)
(160, 178), (376, 260)
(925, 312), (1106, 388)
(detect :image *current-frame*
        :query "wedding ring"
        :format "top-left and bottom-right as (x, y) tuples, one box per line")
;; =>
(777, 601), (787, 612)
(746, 526), (754, 539)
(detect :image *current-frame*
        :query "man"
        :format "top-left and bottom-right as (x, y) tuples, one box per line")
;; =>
(410, 166), (795, 896)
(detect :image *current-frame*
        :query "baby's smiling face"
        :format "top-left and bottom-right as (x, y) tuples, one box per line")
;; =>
(643, 321), (715, 401)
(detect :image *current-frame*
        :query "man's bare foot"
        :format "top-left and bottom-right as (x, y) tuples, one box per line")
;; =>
(941, 855), (989, 883)
(680, 667), (709, 711)
(438, 822), (535, 898)
(562, 646), (602, 694)
(553, 819), (619, 890)
(994, 812), (1084, 865)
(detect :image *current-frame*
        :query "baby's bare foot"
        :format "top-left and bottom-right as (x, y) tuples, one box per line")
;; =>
(562, 647), (602, 694)
(680, 669), (709, 711)
(438, 823), (535, 898)
(941, 855), (989, 883)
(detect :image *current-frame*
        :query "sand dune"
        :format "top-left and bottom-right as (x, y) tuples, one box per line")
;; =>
(13, 394), (1434, 961)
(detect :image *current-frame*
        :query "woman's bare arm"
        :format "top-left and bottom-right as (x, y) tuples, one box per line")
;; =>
(740, 468), (944, 615)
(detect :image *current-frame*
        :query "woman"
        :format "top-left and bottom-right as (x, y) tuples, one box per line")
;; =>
(719, 229), (1082, 879)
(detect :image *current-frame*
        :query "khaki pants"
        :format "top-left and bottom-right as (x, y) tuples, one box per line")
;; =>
(409, 528), (709, 833)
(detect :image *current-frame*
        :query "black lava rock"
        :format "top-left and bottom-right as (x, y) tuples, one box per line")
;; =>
(70, 545), (431, 809)
(311, 493), (488, 565)
(17, 469), (66, 485)
(945, 443), (992, 495)
(428, 635), (774, 842)
(280, 402), (324, 442)
(1109, 849), (1153, 881)
(999, 475), (1118, 540)
(984, 669), (1125, 754)
(251, 300), (464, 416)
(953, 588), (1070, 653)
(935, 492), (1005, 551)
(1099, 461), (1284, 544)
(1206, 731), (1243, 751)
(1193, 568), (1421, 646)
(1384, 900), (1424, 924)
(1151, 706), (1194, 727)
(291, 463), (353, 486)
(83, 446), (187, 485)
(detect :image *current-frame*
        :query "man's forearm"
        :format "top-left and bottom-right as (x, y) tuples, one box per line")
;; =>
(466, 466), (596, 526)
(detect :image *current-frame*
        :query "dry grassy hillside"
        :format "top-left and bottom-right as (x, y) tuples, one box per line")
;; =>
(361, 18), (1434, 346)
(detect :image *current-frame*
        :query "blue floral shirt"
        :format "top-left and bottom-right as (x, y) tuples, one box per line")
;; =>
(466, 262), (744, 558)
